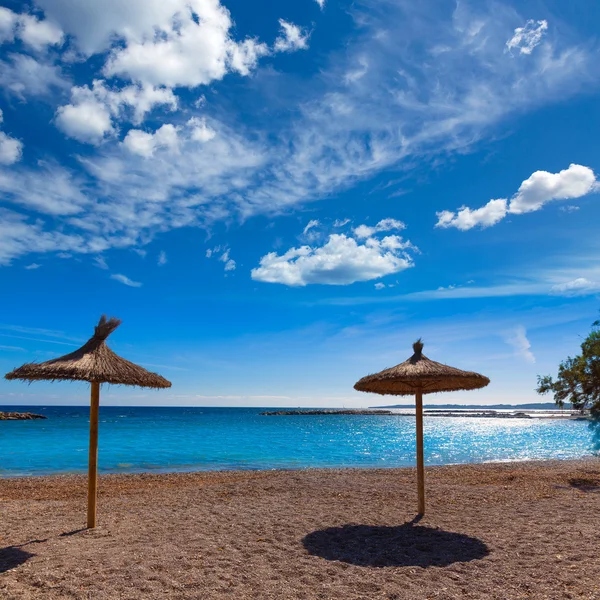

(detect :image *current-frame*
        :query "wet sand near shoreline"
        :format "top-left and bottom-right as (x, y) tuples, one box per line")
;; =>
(1, 459), (600, 599)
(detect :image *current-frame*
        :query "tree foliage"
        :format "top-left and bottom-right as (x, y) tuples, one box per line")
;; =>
(537, 317), (600, 415)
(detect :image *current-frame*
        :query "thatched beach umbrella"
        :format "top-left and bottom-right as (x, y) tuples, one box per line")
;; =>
(5, 316), (171, 528)
(354, 339), (489, 516)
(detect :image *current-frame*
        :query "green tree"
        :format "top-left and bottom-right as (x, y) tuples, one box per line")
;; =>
(537, 317), (600, 416)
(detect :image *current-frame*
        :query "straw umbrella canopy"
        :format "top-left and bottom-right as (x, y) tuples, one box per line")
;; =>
(5, 316), (171, 528)
(354, 339), (489, 516)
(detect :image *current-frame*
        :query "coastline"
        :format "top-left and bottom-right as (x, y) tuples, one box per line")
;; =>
(2, 459), (599, 599)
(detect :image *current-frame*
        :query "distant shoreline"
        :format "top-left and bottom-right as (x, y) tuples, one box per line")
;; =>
(261, 408), (586, 419)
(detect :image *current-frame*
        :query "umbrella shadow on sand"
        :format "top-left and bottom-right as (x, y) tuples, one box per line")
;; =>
(302, 521), (489, 568)
(0, 546), (35, 573)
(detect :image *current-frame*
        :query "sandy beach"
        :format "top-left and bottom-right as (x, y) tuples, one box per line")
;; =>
(1, 459), (599, 599)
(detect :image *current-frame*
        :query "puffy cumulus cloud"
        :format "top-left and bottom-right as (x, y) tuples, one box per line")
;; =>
(123, 124), (179, 158)
(251, 221), (416, 286)
(35, 0), (219, 56)
(353, 218), (405, 239)
(505, 326), (535, 363)
(0, 131), (23, 165)
(550, 278), (600, 297)
(509, 164), (597, 214)
(315, 0), (326, 9)
(0, 8), (16, 43)
(506, 20), (548, 56)
(55, 80), (178, 144)
(157, 250), (167, 266)
(274, 20), (309, 53)
(116, 85), (178, 125)
(436, 199), (507, 231)
(228, 38), (269, 76)
(436, 165), (597, 230)
(0, 109), (22, 165)
(0, 7), (63, 50)
(102, 1), (268, 88)
(123, 118), (218, 157)
(18, 12), (64, 50)
(110, 273), (142, 287)
(55, 99), (113, 144)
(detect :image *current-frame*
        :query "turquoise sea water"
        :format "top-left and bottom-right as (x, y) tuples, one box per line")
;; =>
(1, 406), (598, 477)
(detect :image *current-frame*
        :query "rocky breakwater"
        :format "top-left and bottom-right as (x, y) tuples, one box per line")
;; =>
(0, 411), (47, 420)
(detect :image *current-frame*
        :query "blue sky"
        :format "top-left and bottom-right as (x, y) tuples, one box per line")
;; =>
(0, 0), (599, 407)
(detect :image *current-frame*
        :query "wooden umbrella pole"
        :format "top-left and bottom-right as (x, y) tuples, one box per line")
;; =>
(87, 381), (100, 529)
(415, 388), (425, 516)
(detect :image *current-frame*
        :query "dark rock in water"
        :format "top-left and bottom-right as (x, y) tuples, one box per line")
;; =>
(261, 410), (393, 416)
(0, 412), (47, 420)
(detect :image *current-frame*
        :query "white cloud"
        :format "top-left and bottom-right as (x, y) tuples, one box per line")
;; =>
(374, 282), (385, 290)
(102, 1), (269, 88)
(55, 81), (178, 144)
(0, 208), (86, 266)
(301, 219), (322, 243)
(55, 99), (113, 144)
(437, 164), (597, 230)
(206, 246), (236, 271)
(344, 56), (369, 84)
(116, 84), (178, 125)
(157, 250), (167, 266)
(333, 218), (350, 228)
(251, 232), (415, 286)
(505, 326), (535, 363)
(24, 263), (41, 270)
(506, 20), (548, 56)
(18, 13), (64, 50)
(559, 205), (580, 213)
(0, 53), (69, 99)
(550, 278), (600, 297)
(123, 124), (179, 157)
(353, 218), (406, 239)
(0, 7), (63, 50)
(0, 161), (88, 215)
(315, 0), (326, 10)
(219, 248), (236, 271)
(228, 38), (269, 76)
(0, 8), (17, 44)
(274, 19), (309, 53)
(0, 131), (23, 165)
(188, 117), (216, 143)
(110, 273), (142, 287)
(509, 164), (597, 214)
(0, 109), (22, 166)
(93, 255), (108, 270)
(435, 199), (507, 231)
(303, 219), (320, 235)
